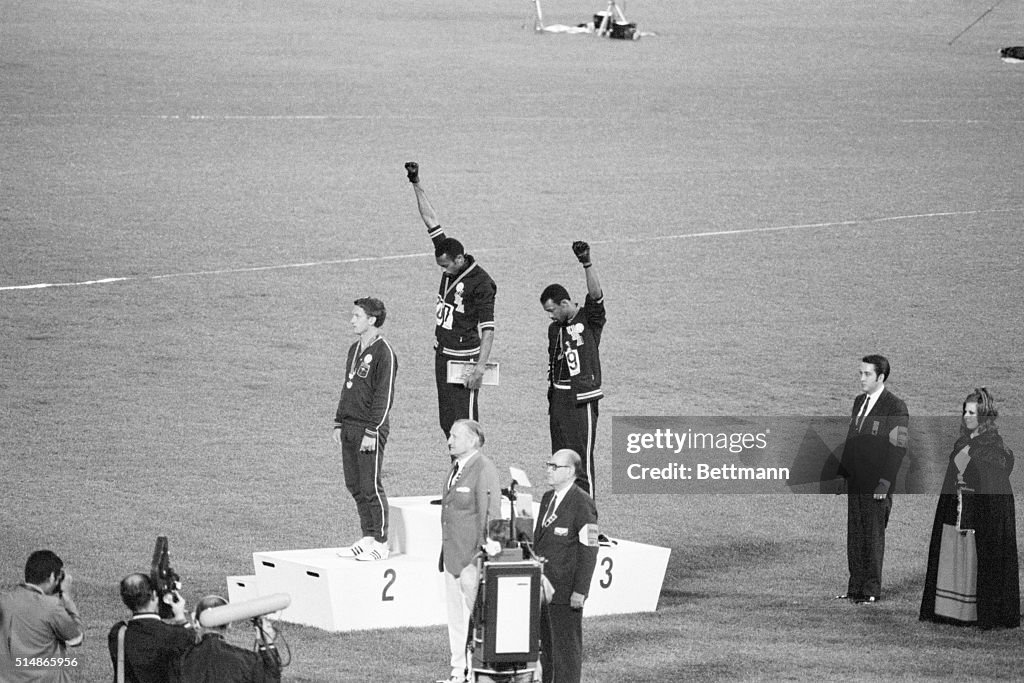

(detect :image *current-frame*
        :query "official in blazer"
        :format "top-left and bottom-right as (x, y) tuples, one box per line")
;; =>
(837, 354), (909, 603)
(438, 419), (501, 683)
(533, 449), (599, 683)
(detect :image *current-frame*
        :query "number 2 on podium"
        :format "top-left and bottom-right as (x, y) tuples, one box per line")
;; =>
(381, 568), (397, 602)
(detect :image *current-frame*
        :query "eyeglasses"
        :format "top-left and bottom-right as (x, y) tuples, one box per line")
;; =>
(546, 463), (571, 470)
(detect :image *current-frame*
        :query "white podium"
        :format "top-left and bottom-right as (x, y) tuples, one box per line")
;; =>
(585, 539), (671, 616)
(253, 548), (446, 631)
(229, 495), (671, 632)
(226, 575), (260, 604)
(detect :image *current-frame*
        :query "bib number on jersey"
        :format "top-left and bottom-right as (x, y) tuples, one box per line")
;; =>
(564, 347), (581, 376)
(436, 297), (455, 330)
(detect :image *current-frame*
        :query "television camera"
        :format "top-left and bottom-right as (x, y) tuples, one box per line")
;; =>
(150, 536), (182, 620)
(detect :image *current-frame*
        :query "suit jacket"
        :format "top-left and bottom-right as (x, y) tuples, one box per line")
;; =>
(172, 633), (280, 683)
(533, 485), (599, 604)
(107, 615), (194, 683)
(439, 451), (501, 577)
(838, 388), (909, 494)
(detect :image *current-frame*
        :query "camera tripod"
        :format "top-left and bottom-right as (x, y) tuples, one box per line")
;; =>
(594, 0), (629, 36)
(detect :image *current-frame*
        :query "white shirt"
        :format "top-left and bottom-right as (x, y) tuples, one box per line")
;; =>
(860, 384), (885, 421)
(448, 450), (478, 488)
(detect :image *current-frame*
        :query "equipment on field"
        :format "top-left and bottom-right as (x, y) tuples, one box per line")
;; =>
(150, 536), (183, 620)
(469, 560), (543, 682)
(1000, 46), (1024, 63)
(197, 593), (291, 628)
(466, 468), (543, 682)
(593, 0), (636, 40)
(531, 0), (644, 40)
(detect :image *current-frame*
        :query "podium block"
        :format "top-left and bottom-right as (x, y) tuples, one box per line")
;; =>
(226, 575), (259, 604)
(388, 495), (669, 617)
(584, 539), (671, 616)
(388, 496), (441, 558)
(236, 494), (669, 632)
(252, 548), (446, 631)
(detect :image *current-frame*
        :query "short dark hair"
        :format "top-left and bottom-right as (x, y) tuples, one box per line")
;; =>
(540, 284), (571, 305)
(120, 573), (156, 611)
(862, 354), (890, 382)
(354, 297), (387, 327)
(435, 237), (465, 260)
(25, 550), (63, 585)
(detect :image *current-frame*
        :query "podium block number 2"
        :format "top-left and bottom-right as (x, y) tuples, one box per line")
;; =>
(598, 557), (613, 589)
(381, 568), (397, 602)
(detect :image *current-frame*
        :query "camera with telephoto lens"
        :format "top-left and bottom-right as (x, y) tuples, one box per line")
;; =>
(150, 536), (182, 620)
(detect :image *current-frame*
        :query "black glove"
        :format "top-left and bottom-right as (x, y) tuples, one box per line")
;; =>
(571, 240), (591, 265)
(404, 161), (419, 184)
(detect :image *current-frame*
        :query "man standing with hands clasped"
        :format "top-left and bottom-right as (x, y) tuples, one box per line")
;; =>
(836, 354), (909, 604)
(405, 161), (497, 440)
(333, 297), (398, 562)
(533, 449), (599, 683)
(540, 241), (606, 499)
(437, 419), (501, 683)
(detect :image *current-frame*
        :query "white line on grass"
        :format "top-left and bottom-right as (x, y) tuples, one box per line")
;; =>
(2, 208), (1020, 292)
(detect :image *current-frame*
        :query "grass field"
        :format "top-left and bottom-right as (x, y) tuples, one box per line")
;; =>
(3, 0), (1024, 680)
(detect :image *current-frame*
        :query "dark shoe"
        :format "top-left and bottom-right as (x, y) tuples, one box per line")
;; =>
(597, 533), (616, 546)
(834, 593), (863, 601)
(430, 498), (442, 505)
(856, 596), (879, 604)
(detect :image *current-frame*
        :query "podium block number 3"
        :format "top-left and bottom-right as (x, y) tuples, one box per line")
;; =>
(381, 568), (397, 602)
(598, 557), (613, 589)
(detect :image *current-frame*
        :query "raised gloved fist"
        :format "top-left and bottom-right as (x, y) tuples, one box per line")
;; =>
(571, 240), (591, 265)
(404, 161), (419, 184)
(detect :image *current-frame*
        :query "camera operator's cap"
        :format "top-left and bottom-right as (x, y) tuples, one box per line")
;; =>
(194, 595), (228, 625)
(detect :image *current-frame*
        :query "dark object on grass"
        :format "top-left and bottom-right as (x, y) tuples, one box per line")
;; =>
(1000, 46), (1024, 63)
(610, 21), (637, 40)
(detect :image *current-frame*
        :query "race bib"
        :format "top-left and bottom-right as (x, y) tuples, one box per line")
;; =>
(564, 347), (581, 377)
(436, 296), (455, 330)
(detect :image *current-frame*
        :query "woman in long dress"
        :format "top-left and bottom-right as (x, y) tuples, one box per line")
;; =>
(919, 388), (1020, 629)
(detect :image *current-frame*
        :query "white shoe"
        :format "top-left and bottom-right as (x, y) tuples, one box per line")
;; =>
(355, 540), (390, 562)
(337, 536), (372, 558)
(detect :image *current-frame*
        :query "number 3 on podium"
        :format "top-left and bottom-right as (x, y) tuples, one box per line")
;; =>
(598, 557), (613, 589)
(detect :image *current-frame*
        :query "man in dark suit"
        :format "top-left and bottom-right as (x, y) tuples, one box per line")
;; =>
(108, 573), (193, 683)
(533, 449), (599, 683)
(172, 596), (280, 683)
(438, 419), (501, 683)
(837, 354), (909, 604)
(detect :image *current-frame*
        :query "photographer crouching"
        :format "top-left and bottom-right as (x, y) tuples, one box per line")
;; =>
(109, 573), (193, 683)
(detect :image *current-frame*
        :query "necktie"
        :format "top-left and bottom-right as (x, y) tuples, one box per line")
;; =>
(856, 397), (870, 432)
(543, 494), (559, 527)
(447, 462), (460, 490)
